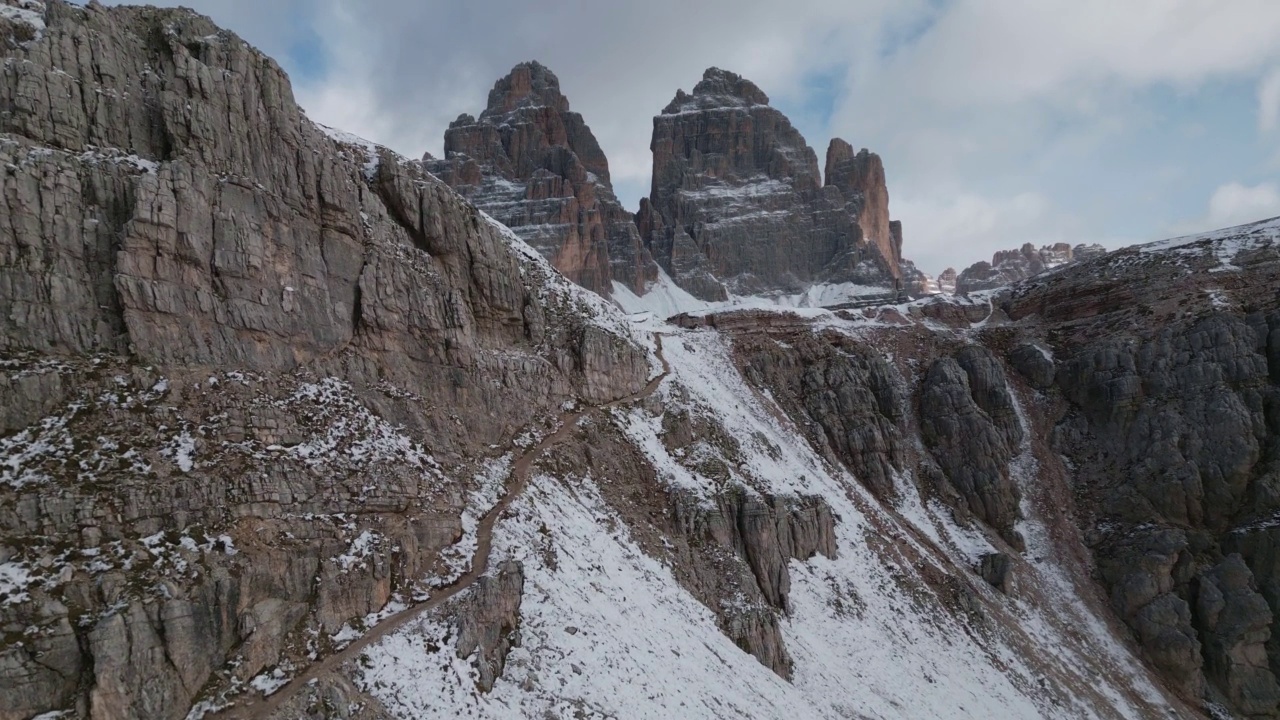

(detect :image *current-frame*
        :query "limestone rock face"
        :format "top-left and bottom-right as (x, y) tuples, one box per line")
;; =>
(979, 553), (1016, 595)
(824, 139), (897, 272)
(0, 5), (648, 719)
(5, 2), (1280, 718)
(956, 242), (1107, 293)
(1003, 220), (1280, 715)
(454, 561), (525, 693)
(736, 331), (907, 500)
(638, 68), (910, 300)
(426, 62), (657, 296)
(1197, 555), (1280, 715)
(920, 347), (1024, 547)
(1008, 343), (1056, 389)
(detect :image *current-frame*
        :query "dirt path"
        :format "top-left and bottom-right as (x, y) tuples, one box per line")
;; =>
(212, 335), (668, 720)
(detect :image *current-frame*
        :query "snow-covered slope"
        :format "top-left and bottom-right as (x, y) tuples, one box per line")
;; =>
(612, 268), (901, 320)
(343, 315), (1185, 719)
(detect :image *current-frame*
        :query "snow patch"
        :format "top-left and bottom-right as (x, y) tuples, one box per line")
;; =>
(1, 1), (46, 44)
(316, 123), (381, 181)
(1140, 215), (1280, 271)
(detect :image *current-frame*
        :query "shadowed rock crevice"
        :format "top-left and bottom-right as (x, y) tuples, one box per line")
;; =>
(736, 332), (907, 500)
(554, 419), (836, 680)
(920, 346), (1024, 547)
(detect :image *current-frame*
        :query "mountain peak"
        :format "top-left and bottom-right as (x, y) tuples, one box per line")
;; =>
(662, 67), (770, 114)
(483, 60), (569, 117)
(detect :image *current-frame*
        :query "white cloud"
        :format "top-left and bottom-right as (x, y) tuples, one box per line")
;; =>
(1259, 67), (1280, 132)
(833, 0), (1280, 184)
(1207, 182), (1280, 226)
(893, 191), (1076, 275)
(287, 0), (925, 186)
(1172, 181), (1280, 235)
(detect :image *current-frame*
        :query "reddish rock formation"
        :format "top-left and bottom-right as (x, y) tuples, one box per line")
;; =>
(426, 62), (656, 296)
(824, 139), (897, 273)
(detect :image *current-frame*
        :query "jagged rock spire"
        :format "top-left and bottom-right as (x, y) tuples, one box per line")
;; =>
(427, 61), (657, 296)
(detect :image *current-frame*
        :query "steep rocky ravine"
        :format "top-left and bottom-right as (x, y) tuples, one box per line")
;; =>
(2, 3), (1278, 720)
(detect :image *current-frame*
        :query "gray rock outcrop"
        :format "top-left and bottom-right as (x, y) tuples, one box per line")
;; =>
(956, 242), (1108, 294)
(979, 552), (1016, 595)
(1197, 555), (1280, 715)
(454, 561), (525, 692)
(736, 332), (907, 500)
(636, 67), (917, 300)
(1005, 222), (1280, 715)
(920, 347), (1025, 547)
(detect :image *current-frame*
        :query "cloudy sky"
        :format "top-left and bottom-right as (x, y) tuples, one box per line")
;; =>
(120, 0), (1280, 275)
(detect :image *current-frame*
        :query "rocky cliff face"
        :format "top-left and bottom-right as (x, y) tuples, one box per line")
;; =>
(1002, 221), (1280, 715)
(4, 3), (1277, 719)
(955, 242), (1107, 293)
(824, 139), (898, 272)
(636, 68), (914, 301)
(425, 62), (657, 297)
(0, 4), (649, 718)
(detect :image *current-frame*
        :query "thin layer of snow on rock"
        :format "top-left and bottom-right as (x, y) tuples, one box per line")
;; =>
(0, 561), (33, 606)
(612, 268), (880, 323)
(0, 1), (46, 43)
(247, 668), (290, 697)
(677, 177), (791, 200)
(433, 454), (512, 587)
(479, 210), (645, 353)
(357, 475), (821, 719)
(1007, 390), (1170, 711)
(611, 267), (708, 318)
(614, 328), (839, 501)
(335, 530), (380, 573)
(358, 466), (1147, 719)
(348, 317), (1177, 719)
(1139, 215), (1280, 271)
(650, 330), (831, 497)
(775, 281), (897, 308)
(282, 378), (441, 471)
(315, 122), (381, 180)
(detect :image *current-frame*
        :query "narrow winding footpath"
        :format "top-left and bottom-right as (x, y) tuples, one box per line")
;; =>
(213, 335), (669, 719)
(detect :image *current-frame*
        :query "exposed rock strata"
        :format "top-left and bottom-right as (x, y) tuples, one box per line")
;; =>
(1004, 221), (1280, 715)
(0, 4), (646, 718)
(425, 62), (657, 297)
(550, 412), (839, 679)
(453, 561), (525, 692)
(736, 332), (907, 500)
(920, 347), (1025, 547)
(637, 68), (915, 300)
(3, 1), (1279, 718)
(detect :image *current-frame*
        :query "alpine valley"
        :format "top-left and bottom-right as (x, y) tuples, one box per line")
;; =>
(2, 3), (1280, 720)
